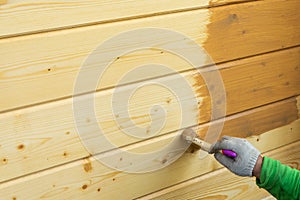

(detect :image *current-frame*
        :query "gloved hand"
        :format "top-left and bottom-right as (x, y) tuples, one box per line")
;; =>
(209, 136), (261, 177)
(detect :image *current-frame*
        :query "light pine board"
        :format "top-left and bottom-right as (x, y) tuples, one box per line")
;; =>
(0, 0), (250, 38)
(138, 140), (300, 200)
(0, 121), (299, 200)
(0, 0), (300, 112)
(0, 47), (299, 182)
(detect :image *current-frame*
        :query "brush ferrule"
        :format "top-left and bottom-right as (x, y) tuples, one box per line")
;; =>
(192, 138), (211, 152)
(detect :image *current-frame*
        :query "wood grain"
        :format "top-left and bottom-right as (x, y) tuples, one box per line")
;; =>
(204, 0), (300, 62)
(0, 0), (251, 38)
(0, 0), (299, 112)
(197, 97), (299, 143)
(0, 47), (299, 182)
(0, 0), (299, 199)
(0, 0), (6, 5)
(138, 141), (300, 200)
(0, 122), (299, 200)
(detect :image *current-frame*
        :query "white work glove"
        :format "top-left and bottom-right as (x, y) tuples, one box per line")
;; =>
(209, 136), (260, 177)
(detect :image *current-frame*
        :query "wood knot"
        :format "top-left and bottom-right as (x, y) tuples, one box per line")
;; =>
(2, 158), (8, 164)
(228, 13), (238, 24)
(161, 158), (167, 164)
(82, 184), (88, 190)
(83, 159), (93, 173)
(17, 144), (25, 150)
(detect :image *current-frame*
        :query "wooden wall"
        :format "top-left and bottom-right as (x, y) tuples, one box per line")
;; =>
(0, 0), (299, 199)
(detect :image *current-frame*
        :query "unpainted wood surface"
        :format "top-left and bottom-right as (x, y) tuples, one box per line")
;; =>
(0, 47), (299, 182)
(0, 0), (250, 38)
(139, 140), (300, 200)
(0, 0), (6, 5)
(0, 122), (299, 200)
(0, 0), (299, 112)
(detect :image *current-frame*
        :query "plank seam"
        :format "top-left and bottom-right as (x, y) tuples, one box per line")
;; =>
(134, 139), (300, 200)
(0, 0), (260, 40)
(0, 96), (298, 185)
(211, 95), (300, 122)
(0, 44), (299, 115)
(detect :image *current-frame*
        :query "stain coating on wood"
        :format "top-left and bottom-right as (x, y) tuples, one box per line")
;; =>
(192, 71), (212, 127)
(204, 0), (300, 62)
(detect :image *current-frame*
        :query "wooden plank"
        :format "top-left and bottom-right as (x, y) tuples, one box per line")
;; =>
(204, 0), (300, 62)
(0, 48), (299, 182)
(196, 97), (299, 142)
(138, 141), (300, 200)
(0, 120), (299, 200)
(0, 97), (298, 186)
(0, 0), (249, 38)
(0, 0), (6, 5)
(0, 0), (300, 112)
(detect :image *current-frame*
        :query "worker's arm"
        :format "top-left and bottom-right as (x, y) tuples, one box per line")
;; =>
(255, 156), (300, 200)
(209, 136), (300, 200)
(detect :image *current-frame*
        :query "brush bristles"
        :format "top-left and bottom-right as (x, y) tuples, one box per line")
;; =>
(181, 128), (197, 142)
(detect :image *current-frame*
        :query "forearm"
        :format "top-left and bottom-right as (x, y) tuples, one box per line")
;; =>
(209, 136), (300, 199)
(256, 156), (300, 200)
(253, 155), (263, 179)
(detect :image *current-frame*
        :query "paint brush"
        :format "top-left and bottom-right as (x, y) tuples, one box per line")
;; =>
(181, 128), (237, 158)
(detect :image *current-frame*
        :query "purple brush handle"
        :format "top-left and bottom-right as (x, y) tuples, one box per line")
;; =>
(222, 149), (237, 158)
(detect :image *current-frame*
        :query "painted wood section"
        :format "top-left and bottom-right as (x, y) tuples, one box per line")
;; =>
(138, 140), (300, 200)
(0, 0), (250, 38)
(0, 46), (299, 182)
(0, 122), (299, 200)
(204, 0), (300, 63)
(1, 0), (300, 112)
(196, 97), (299, 141)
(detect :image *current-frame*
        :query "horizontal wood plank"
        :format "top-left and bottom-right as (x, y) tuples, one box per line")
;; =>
(0, 120), (299, 200)
(204, 0), (300, 62)
(0, 0), (299, 112)
(0, 0), (6, 5)
(197, 97), (299, 142)
(138, 140), (300, 200)
(0, 0), (249, 38)
(0, 48), (299, 182)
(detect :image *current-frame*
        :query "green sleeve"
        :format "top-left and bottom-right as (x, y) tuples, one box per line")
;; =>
(256, 156), (300, 200)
